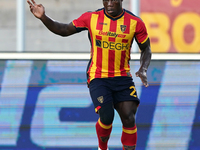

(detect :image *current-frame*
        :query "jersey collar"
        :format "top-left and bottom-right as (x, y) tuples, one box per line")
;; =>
(104, 8), (124, 20)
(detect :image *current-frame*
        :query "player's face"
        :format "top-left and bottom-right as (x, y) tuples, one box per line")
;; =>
(103, 0), (123, 17)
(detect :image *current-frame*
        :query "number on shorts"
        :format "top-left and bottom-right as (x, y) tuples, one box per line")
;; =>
(129, 86), (137, 97)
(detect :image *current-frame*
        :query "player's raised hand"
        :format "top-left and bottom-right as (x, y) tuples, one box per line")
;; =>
(27, 0), (45, 19)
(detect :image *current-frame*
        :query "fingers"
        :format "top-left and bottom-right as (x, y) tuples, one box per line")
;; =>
(27, 0), (33, 6)
(31, 0), (37, 5)
(135, 72), (149, 87)
(143, 80), (149, 87)
(27, 0), (36, 6)
(140, 76), (148, 87)
(27, 0), (34, 12)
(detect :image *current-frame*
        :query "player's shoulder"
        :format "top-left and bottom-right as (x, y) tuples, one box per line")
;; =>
(124, 9), (143, 22)
(95, 8), (104, 12)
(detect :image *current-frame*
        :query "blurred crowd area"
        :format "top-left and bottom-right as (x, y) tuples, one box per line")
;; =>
(0, 0), (130, 52)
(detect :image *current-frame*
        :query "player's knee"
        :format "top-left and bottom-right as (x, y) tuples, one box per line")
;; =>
(98, 103), (114, 125)
(122, 114), (136, 127)
(100, 111), (114, 125)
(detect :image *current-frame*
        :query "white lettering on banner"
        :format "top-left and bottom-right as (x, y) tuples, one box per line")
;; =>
(30, 84), (123, 147)
(0, 61), (32, 145)
(30, 85), (98, 147)
(147, 61), (200, 150)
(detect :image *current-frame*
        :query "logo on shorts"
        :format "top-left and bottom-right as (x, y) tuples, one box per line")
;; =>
(97, 96), (104, 103)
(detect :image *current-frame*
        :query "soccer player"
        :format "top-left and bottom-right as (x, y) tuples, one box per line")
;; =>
(27, 0), (152, 149)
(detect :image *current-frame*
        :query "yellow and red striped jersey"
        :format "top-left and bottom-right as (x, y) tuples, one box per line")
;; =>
(72, 8), (148, 84)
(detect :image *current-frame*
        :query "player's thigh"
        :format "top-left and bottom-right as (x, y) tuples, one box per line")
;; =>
(115, 100), (138, 116)
(89, 78), (113, 113)
(113, 79), (140, 106)
(113, 81), (139, 127)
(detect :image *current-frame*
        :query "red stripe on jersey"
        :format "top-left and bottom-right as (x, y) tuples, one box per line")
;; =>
(108, 37), (115, 77)
(108, 20), (117, 77)
(96, 14), (104, 31)
(110, 19), (117, 32)
(96, 35), (102, 40)
(95, 47), (103, 78)
(109, 37), (115, 42)
(108, 50), (115, 77)
(120, 51), (127, 76)
(122, 39), (129, 43)
(123, 14), (130, 34)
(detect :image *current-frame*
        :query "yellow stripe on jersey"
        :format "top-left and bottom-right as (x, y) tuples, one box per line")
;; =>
(130, 19), (137, 34)
(124, 19), (137, 71)
(101, 15), (110, 78)
(114, 16), (124, 76)
(89, 14), (99, 80)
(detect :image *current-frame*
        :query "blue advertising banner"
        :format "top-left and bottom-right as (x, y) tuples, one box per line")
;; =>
(0, 60), (199, 150)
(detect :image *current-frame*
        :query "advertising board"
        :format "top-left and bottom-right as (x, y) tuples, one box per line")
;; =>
(141, 0), (200, 53)
(0, 59), (199, 150)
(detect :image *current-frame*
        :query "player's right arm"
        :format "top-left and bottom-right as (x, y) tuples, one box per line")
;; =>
(27, 0), (77, 37)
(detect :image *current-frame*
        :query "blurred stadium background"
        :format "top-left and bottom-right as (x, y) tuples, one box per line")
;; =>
(0, 0), (200, 150)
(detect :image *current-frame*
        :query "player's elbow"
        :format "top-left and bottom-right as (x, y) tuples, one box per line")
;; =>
(59, 33), (68, 37)
(60, 25), (77, 37)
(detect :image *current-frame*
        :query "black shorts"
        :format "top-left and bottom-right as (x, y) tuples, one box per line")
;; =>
(89, 76), (140, 112)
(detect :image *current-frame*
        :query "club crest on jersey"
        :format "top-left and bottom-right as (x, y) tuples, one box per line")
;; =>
(120, 25), (127, 33)
(97, 96), (104, 103)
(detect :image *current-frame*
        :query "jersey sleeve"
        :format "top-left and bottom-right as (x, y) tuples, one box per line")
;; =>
(72, 12), (92, 32)
(135, 19), (148, 44)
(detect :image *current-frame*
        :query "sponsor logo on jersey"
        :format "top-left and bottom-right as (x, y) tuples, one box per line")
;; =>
(98, 30), (126, 38)
(96, 39), (129, 50)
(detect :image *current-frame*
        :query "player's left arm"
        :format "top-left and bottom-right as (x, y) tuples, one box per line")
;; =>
(135, 37), (152, 87)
